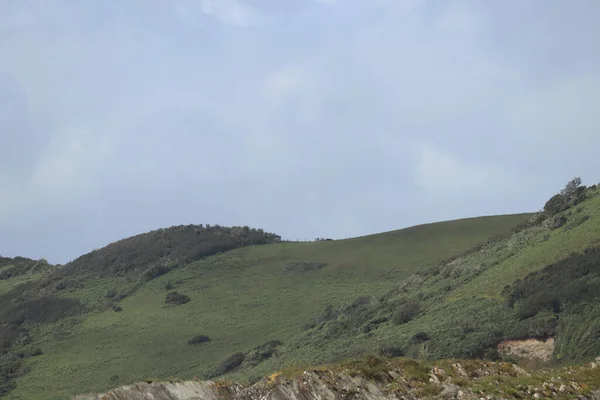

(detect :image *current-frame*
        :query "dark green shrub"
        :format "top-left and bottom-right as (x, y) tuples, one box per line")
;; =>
(141, 264), (172, 281)
(112, 305), (122, 312)
(165, 292), (190, 306)
(17, 348), (42, 358)
(391, 301), (422, 325)
(283, 261), (326, 273)
(188, 335), (210, 345)
(411, 331), (431, 343)
(516, 292), (560, 319)
(109, 375), (120, 385)
(165, 281), (174, 290)
(212, 352), (246, 376)
(377, 345), (404, 358)
(0, 296), (82, 325)
(243, 340), (282, 367)
(551, 215), (568, 229)
(53, 224), (281, 279)
(544, 194), (568, 216)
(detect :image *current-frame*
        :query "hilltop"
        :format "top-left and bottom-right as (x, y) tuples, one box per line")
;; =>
(0, 212), (529, 399)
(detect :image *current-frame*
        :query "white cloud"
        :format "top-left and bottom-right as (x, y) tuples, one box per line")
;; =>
(413, 143), (508, 197)
(263, 67), (310, 102)
(199, 0), (259, 26)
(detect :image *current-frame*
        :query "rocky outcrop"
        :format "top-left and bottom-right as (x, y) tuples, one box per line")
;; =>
(73, 360), (555, 400)
(497, 337), (555, 361)
(74, 357), (600, 400)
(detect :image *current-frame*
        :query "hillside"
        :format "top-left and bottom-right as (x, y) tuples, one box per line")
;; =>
(0, 214), (530, 399)
(217, 179), (599, 384)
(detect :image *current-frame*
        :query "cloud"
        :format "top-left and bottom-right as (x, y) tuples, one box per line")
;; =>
(199, 0), (260, 26)
(1, 0), (599, 262)
(413, 144), (507, 196)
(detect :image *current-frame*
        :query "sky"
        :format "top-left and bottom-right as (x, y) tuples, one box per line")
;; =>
(1, 0), (599, 264)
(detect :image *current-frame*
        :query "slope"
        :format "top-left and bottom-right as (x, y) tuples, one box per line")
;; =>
(223, 181), (599, 385)
(2, 214), (530, 399)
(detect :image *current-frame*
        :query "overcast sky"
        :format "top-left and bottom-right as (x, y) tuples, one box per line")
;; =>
(1, 0), (599, 263)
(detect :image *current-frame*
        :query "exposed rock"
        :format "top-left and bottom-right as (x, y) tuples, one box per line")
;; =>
(497, 337), (555, 362)
(74, 359), (600, 400)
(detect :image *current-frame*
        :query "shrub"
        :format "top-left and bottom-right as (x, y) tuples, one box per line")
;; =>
(0, 296), (82, 325)
(165, 292), (190, 306)
(112, 305), (122, 312)
(551, 215), (568, 229)
(377, 345), (405, 358)
(53, 224), (282, 279)
(165, 281), (174, 290)
(543, 194), (568, 216)
(188, 335), (210, 345)
(516, 292), (560, 320)
(411, 331), (431, 343)
(243, 340), (282, 367)
(391, 301), (422, 325)
(212, 352), (246, 377)
(283, 261), (326, 273)
(141, 264), (172, 281)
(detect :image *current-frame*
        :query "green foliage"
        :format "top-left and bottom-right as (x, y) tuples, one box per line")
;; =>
(391, 300), (422, 325)
(544, 194), (569, 216)
(243, 340), (283, 367)
(141, 263), (173, 282)
(51, 224), (282, 279)
(0, 256), (53, 280)
(411, 331), (431, 343)
(165, 291), (190, 305)
(212, 352), (246, 377)
(2, 213), (533, 399)
(377, 345), (405, 358)
(188, 335), (210, 345)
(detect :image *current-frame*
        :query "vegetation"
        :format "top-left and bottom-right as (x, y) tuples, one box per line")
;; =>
(165, 291), (191, 306)
(7, 178), (600, 398)
(188, 335), (211, 345)
(1, 214), (530, 399)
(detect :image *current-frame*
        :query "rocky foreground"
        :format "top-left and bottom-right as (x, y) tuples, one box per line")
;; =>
(74, 357), (600, 400)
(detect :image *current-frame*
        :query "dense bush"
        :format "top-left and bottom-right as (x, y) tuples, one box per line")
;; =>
(165, 292), (190, 306)
(543, 177), (586, 216)
(544, 194), (569, 216)
(411, 332), (431, 343)
(188, 335), (210, 345)
(0, 257), (51, 280)
(243, 340), (282, 367)
(52, 224), (281, 279)
(391, 301), (422, 325)
(377, 345), (405, 358)
(211, 352), (246, 377)
(141, 264), (172, 281)
(0, 296), (82, 325)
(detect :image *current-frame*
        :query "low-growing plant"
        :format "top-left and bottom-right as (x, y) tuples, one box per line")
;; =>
(188, 335), (210, 345)
(165, 291), (190, 306)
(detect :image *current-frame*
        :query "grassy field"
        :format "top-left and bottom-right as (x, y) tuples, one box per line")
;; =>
(221, 188), (600, 383)
(3, 213), (532, 399)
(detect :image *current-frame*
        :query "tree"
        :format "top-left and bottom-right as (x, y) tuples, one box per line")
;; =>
(560, 177), (583, 202)
(543, 177), (585, 216)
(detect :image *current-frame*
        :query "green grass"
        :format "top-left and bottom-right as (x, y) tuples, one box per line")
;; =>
(3, 213), (532, 399)
(229, 192), (600, 382)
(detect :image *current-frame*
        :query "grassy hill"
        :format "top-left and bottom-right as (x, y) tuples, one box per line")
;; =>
(0, 214), (530, 399)
(223, 180), (600, 384)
